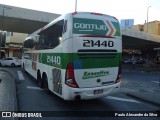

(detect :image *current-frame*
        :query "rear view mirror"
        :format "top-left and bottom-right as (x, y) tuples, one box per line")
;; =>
(23, 39), (36, 48)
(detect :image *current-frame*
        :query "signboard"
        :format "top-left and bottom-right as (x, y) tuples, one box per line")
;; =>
(73, 18), (120, 36)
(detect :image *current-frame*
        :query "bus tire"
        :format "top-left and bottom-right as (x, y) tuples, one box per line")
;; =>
(37, 71), (43, 88)
(43, 74), (50, 94)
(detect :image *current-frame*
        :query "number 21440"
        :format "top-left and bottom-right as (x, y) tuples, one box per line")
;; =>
(83, 40), (114, 47)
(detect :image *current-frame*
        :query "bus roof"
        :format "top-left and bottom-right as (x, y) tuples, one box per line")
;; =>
(28, 12), (119, 37)
(72, 12), (119, 21)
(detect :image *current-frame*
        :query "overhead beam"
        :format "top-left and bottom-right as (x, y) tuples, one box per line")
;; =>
(0, 4), (60, 33)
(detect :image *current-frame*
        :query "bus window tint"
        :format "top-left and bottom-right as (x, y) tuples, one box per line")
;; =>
(36, 20), (64, 49)
(23, 39), (36, 49)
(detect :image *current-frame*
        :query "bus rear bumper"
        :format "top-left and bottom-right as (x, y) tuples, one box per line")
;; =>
(63, 82), (121, 100)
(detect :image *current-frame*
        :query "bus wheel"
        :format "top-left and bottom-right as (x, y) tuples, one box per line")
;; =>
(37, 71), (43, 88)
(43, 75), (50, 94)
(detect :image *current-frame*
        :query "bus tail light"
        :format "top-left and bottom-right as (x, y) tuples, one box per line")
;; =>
(115, 62), (122, 83)
(65, 63), (79, 88)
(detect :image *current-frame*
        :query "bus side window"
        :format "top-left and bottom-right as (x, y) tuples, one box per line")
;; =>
(23, 39), (36, 49)
(36, 19), (64, 50)
(36, 36), (43, 49)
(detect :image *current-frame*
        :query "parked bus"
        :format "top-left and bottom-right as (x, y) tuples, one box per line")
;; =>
(22, 12), (122, 100)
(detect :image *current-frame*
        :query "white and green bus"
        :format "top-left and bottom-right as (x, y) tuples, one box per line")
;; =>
(22, 12), (122, 100)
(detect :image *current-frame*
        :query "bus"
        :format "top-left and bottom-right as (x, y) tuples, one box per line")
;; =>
(22, 12), (122, 100)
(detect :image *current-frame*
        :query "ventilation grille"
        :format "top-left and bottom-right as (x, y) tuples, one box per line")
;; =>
(77, 49), (117, 59)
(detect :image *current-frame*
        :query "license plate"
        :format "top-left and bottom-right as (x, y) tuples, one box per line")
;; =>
(94, 89), (103, 94)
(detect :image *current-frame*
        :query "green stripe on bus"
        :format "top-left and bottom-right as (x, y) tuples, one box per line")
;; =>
(38, 53), (122, 69)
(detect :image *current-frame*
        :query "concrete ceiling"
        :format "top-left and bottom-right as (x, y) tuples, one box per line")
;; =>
(0, 4), (60, 34)
(0, 16), (48, 33)
(122, 35), (160, 51)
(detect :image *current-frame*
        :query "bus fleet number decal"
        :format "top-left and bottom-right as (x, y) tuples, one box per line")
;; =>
(47, 56), (61, 65)
(83, 40), (114, 47)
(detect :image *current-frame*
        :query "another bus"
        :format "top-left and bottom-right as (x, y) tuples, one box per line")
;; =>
(22, 12), (122, 100)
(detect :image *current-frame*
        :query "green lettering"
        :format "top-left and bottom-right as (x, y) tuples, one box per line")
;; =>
(82, 70), (110, 79)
